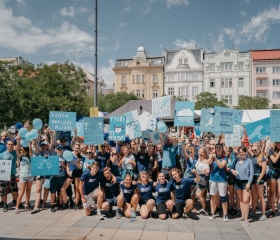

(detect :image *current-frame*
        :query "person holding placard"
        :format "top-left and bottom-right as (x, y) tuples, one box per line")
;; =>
(14, 136), (38, 213)
(0, 140), (19, 212)
(118, 146), (137, 180)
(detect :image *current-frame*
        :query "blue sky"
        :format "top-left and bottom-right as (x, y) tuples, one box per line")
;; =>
(1, 0), (280, 88)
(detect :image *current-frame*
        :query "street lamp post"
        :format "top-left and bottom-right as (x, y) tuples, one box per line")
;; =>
(94, 0), (98, 107)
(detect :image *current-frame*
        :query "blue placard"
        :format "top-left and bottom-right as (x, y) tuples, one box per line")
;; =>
(71, 121), (84, 137)
(214, 107), (243, 134)
(245, 117), (270, 143)
(270, 110), (280, 142)
(200, 108), (217, 133)
(109, 116), (126, 141)
(84, 117), (104, 145)
(194, 122), (201, 136)
(152, 96), (171, 118)
(31, 156), (59, 176)
(174, 101), (195, 126)
(49, 111), (76, 131)
(124, 110), (142, 139)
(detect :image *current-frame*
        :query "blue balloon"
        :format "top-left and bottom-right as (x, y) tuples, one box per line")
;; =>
(25, 132), (34, 141)
(63, 150), (73, 162)
(30, 129), (38, 139)
(157, 121), (167, 133)
(20, 139), (29, 147)
(18, 127), (28, 138)
(33, 118), (43, 130)
(43, 179), (50, 189)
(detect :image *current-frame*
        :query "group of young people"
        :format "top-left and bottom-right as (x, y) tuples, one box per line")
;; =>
(0, 126), (279, 226)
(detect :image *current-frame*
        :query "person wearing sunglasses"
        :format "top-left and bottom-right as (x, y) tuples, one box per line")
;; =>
(83, 149), (95, 172)
(134, 143), (153, 175)
(230, 146), (254, 226)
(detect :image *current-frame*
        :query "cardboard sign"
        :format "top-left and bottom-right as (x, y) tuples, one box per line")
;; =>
(84, 117), (104, 145)
(245, 117), (270, 143)
(109, 116), (126, 141)
(174, 101), (195, 126)
(0, 160), (12, 181)
(152, 96), (171, 118)
(31, 156), (59, 176)
(49, 111), (76, 131)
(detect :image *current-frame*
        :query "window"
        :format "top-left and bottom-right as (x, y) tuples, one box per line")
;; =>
(273, 79), (280, 86)
(222, 95), (233, 106)
(256, 91), (268, 98)
(273, 67), (280, 73)
(136, 74), (140, 84)
(256, 67), (266, 73)
(136, 62), (140, 65)
(142, 89), (145, 98)
(142, 74), (145, 83)
(221, 78), (232, 88)
(193, 73), (198, 81)
(238, 61), (244, 70)
(256, 79), (268, 86)
(121, 76), (126, 84)
(153, 89), (158, 98)
(136, 89), (141, 97)
(132, 75), (135, 84)
(209, 63), (215, 71)
(210, 79), (215, 88)
(179, 58), (187, 65)
(273, 92), (280, 99)
(167, 74), (174, 82)
(239, 78), (244, 87)
(178, 73), (187, 81)
(168, 87), (174, 96)
(178, 87), (188, 96)
(192, 87), (198, 96)
(220, 62), (233, 71)
(153, 74), (158, 83)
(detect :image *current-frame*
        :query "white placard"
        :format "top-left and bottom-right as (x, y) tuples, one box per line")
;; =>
(0, 160), (12, 181)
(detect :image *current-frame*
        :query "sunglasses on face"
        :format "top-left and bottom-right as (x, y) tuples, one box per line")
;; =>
(86, 152), (92, 154)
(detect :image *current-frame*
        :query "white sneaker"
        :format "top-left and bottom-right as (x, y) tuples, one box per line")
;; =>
(259, 215), (267, 221)
(96, 210), (104, 220)
(223, 215), (229, 222)
(208, 214), (216, 220)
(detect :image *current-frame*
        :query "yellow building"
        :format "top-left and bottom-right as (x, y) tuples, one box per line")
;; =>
(113, 46), (164, 100)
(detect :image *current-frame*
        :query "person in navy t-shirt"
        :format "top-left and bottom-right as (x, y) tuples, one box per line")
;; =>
(169, 168), (200, 219)
(154, 172), (174, 220)
(137, 171), (155, 219)
(116, 173), (139, 220)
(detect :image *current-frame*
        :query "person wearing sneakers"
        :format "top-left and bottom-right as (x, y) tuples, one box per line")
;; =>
(100, 167), (121, 217)
(169, 168), (200, 219)
(116, 173), (139, 220)
(230, 146), (254, 226)
(14, 136), (38, 214)
(207, 143), (229, 222)
(79, 162), (105, 219)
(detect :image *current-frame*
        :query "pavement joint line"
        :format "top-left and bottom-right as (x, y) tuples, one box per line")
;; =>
(139, 217), (148, 240)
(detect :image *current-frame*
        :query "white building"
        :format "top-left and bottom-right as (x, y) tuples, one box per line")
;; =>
(0, 56), (33, 67)
(164, 48), (203, 100)
(203, 49), (251, 107)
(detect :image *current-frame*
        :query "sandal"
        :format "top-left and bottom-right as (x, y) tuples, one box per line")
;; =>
(31, 208), (40, 214)
(41, 205), (48, 210)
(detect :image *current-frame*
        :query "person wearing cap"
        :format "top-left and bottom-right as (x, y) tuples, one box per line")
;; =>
(59, 137), (72, 151)
(50, 145), (67, 212)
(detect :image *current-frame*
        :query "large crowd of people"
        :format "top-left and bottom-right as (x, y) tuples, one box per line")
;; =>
(0, 124), (279, 226)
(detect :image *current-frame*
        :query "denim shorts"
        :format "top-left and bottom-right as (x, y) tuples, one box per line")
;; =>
(267, 169), (280, 181)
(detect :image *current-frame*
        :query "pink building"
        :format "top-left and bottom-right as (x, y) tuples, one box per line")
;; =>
(251, 50), (280, 108)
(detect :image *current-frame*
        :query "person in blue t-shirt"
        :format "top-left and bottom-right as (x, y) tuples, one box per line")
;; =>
(154, 172), (174, 220)
(101, 167), (122, 216)
(169, 168), (200, 219)
(80, 162), (104, 219)
(116, 173), (139, 220)
(134, 143), (153, 174)
(96, 144), (111, 172)
(137, 171), (155, 219)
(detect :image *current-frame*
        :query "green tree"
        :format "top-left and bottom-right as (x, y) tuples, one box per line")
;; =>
(98, 92), (139, 113)
(235, 95), (270, 109)
(195, 92), (227, 110)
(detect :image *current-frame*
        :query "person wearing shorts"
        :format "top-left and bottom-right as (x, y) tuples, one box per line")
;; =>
(80, 162), (104, 219)
(154, 172), (173, 220)
(208, 143), (229, 222)
(169, 168), (200, 219)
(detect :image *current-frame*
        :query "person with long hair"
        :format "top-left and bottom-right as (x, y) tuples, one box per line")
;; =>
(230, 146), (254, 226)
(195, 147), (210, 214)
(137, 171), (155, 219)
(249, 143), (267, 221)
(267, 141), (280, 218)
(118, 146), (137, 180)
(116, 173), (139, 220)
(208, 143), (229, 222)
(14, 137), (38, 213)
(154, 172), (174, 220)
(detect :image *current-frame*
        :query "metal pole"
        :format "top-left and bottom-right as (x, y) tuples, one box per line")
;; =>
(94, 0), (98, 107)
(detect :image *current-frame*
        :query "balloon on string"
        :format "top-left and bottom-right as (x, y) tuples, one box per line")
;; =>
(25, 132), (34, 141)
(20, 139), (29, 147)
(157, 121), (167, 133)
(30, 129), (39, 139)
(63, 150), (73, 162)
(32, 118), (43, 130)
(18, 127), (28, 138)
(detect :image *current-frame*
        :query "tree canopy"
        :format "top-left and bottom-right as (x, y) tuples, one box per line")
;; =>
(194, 92), (227, 110)
(235, 95), (270, 109)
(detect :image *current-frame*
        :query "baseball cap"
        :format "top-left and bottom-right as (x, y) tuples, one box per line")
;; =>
(40, 141), (48, 146)
(56, 145), (63, 150)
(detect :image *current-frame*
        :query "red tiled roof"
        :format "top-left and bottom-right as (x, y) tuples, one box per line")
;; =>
(251, 49), (280, 60)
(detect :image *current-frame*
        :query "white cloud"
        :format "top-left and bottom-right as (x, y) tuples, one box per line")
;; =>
(0, 2), (94, 56)
(174, 39), (196, 49)
(123, 6), (131, 12)
(16, 0), (26, 8)
(142, 7), (151, 15)
(119, 22), (126, 28)
(78, 7), (89, 14)
(240, 10), (247, 17)
(166, 0), (189, 9)
(87, 13), (95, 25)
(242, 0), (250, 5)
(212, 33), (224, 51)
(60, 6), (75, 17)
